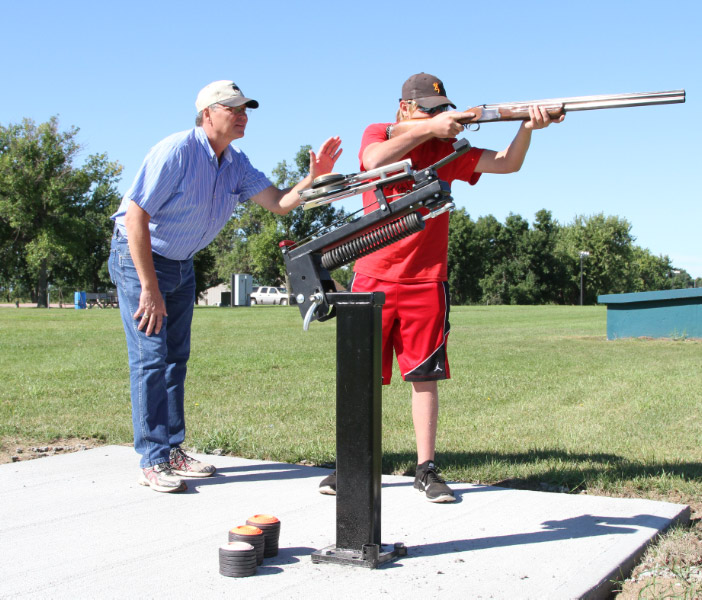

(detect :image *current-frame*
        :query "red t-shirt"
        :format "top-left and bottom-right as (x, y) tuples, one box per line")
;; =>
(353, 122), (484, 283)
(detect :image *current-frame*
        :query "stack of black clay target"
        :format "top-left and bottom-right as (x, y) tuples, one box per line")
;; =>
(219, 514), (281, 578)
(229, 525), (265, 565)
(246, 514), (281, 558)
(218, 541), (257, 578)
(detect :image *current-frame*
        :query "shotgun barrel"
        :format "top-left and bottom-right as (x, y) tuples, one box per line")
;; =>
(461, 89), (685, 124)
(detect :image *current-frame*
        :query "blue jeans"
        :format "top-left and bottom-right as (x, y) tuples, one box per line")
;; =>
(108, 232), (196, 468)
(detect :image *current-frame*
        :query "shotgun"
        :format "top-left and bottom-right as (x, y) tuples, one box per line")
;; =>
(459, 89), (685, 128)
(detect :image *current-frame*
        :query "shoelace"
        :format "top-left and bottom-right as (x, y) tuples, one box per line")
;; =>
(172, 448), (192, 466)
(422, 468), (446, 485)
(153, 462), (175, 474)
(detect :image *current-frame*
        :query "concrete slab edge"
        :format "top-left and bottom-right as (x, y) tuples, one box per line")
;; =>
(583, 504), (692, 599)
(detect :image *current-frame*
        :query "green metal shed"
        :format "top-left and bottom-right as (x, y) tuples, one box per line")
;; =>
(597, 288), (702, 340)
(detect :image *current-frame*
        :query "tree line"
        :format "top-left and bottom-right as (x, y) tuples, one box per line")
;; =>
(1, 118), (697, 307)
(446, 209), (696, 305)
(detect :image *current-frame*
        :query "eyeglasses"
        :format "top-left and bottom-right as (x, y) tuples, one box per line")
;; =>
(416, 104), (451, 116)
(216, 104), (251, 116)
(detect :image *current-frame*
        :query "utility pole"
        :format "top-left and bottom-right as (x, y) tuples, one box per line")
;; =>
(579, 251), (590, 306)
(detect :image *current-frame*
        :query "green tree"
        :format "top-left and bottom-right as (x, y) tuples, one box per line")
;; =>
(447, 209), (478, 304)
(212, 199), (281, 285)
(329, 265), (354, 289)
(274, 146), (345, 245)
(668, 267), (694, 289)
(525, 210), (570, 304)
(0, 117), (122, 306)
(193, 246), (218, 300)
(478, 212), (568, 305)
(70, 153), (123, 292)
(628, 247), (674, 292)
(479, 213), (532, 304)
(447, 212), (503, 304)
(209, 216), (254, 283)
(555, 213), (635, 304)
(210, 145), (346, 286)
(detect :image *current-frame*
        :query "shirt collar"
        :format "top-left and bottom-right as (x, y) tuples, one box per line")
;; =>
(195, 126), (233, 165)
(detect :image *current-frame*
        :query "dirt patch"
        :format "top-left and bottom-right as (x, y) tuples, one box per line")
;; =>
(0, 437), (107, 465)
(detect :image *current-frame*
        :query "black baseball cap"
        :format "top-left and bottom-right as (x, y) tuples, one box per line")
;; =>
(400, 73), (456, 109)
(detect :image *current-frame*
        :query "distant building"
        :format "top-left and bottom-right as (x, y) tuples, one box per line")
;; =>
(199, 283), (230, 306)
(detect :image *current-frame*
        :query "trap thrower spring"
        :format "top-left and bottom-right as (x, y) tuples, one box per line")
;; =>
(320, 211), (424, 271)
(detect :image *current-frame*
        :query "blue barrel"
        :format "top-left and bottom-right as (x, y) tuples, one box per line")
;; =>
(74, 291), (86, 309)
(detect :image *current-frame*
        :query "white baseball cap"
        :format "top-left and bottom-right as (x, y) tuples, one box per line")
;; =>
(195, 80), (259, 112)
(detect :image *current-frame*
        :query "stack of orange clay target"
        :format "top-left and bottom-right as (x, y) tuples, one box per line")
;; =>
(219, 514), (281, 578)
(246, 514), (281, 558)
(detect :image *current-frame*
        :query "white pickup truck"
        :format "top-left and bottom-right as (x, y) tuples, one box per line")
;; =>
(250, 286), (289, 305)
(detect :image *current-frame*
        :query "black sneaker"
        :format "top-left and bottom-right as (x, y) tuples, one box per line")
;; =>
(414, 461), (455, 503)
(318, 470), (336, 495)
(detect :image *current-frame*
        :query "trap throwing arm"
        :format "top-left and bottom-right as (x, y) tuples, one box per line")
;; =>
(280, 139), (471, 330)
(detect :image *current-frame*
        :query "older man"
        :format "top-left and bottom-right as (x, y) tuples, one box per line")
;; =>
(110, 80), (342, 492)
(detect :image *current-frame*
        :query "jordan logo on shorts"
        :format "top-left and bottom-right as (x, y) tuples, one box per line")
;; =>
(433, 364), (443, 372)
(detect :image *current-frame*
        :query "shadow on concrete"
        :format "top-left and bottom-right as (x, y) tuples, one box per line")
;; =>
(181, 462), (324, 493)
(405, 513), (675, 559)
(251, 546), (318, 576)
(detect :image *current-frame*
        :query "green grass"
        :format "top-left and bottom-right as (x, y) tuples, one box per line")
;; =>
(1, 304), (701, 498)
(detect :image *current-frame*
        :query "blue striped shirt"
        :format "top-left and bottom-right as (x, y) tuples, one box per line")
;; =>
(111, 126), (272, 260)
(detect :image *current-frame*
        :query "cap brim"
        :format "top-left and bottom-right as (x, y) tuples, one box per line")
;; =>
(413, 96), (456, 109)
(219, 96), (259, 109)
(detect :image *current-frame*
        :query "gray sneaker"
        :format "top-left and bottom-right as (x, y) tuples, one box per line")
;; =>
(169, 447), (216, 478)
(138, 462), (187, 493)
(414, 461), (455, 503)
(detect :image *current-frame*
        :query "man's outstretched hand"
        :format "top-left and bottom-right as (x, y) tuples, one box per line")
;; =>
(309, 136), (343, 180)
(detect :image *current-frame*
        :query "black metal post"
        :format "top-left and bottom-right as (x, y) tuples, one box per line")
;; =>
(311, 291), (406, 568)
(335, 292), (382, 549)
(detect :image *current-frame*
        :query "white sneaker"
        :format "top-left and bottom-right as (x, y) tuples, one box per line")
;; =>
(138, 462), (187, 493)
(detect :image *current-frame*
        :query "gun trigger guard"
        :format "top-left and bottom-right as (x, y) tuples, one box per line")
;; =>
(464, 123), (480, 132)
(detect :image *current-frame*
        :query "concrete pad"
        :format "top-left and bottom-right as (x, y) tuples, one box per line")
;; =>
(0, 446), (689, 599)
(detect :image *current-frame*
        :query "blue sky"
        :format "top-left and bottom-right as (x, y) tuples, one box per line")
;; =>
(1, 0), (699, 276)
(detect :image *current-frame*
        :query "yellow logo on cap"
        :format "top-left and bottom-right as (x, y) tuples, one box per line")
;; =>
(433, 82), (440, 93)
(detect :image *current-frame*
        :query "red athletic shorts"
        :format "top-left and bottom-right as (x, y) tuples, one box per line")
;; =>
(351, 274), (451, 385)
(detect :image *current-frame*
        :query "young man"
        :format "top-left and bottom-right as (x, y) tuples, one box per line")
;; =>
(319, 73), (561, 502)
(111, 80), (342, 493)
